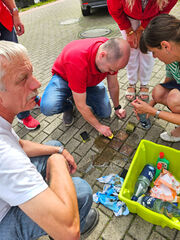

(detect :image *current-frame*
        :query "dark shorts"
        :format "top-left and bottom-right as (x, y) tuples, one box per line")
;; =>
(160, 80), (180, 91)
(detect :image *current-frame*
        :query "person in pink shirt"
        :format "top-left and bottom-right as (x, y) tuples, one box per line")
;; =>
(41, 37), (130, 137)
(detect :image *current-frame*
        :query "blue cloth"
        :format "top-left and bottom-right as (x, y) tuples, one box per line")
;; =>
(93, 174), (129, 216)
(160, 80), (180, 91)
(0, 23), (18, 42)
(0, 140), (92, 240)
(41, 74), (111, 118)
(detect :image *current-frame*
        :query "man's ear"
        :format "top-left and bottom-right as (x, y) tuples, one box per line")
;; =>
(161, 41), (171, 51)
(99, 51), (107, 59)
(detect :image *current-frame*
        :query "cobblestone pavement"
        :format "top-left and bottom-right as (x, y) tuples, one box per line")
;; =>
(15, 1), (180, 239)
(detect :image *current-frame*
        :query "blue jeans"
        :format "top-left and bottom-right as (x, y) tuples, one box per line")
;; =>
(41, 74), (111, 118)
(17, 96), (40, 119)
(0, 23), (18, 42)
(0, 141), (92, 240)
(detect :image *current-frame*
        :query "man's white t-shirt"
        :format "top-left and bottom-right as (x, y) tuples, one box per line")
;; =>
(0, 116), (48, 222)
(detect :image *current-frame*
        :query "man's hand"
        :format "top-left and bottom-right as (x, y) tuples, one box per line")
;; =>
(115, 108), (126, 119)
(13, 14), (25, 36)
(62, 149), (77, 174)
(97, 124), (112, 137)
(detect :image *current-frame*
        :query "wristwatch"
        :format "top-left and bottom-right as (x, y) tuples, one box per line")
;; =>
(114, 105), (121, 111)
(58, 145), (64, 154)
(11, 7), (18, 14)
(155, 110), (161, 119)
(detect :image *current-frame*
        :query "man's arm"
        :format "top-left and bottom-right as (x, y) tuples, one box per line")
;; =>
(20, 153), (80, 240)
(107, 74), (126, 119)
(2, 0), (24, 35)
(72, 91), (112, 137)
(19, 139), (77, 174)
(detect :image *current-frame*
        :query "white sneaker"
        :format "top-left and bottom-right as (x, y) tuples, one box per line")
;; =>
(160, 131), (180, 142)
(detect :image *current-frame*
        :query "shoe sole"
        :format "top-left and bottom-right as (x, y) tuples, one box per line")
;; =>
(63, 107), (75, 127)
(81, 208), (99, 239)
(64, 117), (74, 127)
(17, 119), (40, 130)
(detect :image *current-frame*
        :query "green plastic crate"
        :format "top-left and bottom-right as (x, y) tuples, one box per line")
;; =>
(119, 139), (180, 230)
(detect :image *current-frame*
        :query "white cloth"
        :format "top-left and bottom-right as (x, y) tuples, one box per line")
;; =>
(121, 17), (154, 86)
(0, 117), (48, 222)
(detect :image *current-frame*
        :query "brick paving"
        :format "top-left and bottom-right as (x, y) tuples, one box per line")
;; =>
(15, 1), (180, 239)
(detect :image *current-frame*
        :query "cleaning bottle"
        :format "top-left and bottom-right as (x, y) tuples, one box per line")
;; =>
(131, 164), (156, 201)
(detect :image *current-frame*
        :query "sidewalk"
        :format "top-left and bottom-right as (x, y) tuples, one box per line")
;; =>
(16, 1), (180, 239)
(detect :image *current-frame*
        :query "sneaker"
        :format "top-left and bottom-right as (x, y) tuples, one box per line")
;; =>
(18, 115), (40, 130)
(81, 208), (99, 238)
(160, 131), (180, 142)
(34, 98), (41, 109)
(63, 107), (74, 127)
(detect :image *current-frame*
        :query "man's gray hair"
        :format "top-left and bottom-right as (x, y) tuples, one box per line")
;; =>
(102, 38), (123, 62)
(0, 41), (28, 91)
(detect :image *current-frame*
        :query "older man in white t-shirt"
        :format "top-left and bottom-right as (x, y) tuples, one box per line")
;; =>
(0, 41), (99, 240)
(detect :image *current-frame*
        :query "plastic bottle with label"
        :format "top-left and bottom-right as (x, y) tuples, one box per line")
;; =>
(138, 113), (151, 130)
(131, 164), (156, 201)
(138, 195), (180, 218)
(155, 152), (169, 180)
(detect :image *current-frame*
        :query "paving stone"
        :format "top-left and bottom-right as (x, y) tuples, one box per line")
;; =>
(175, 230), (180, 240)
(92, 135), (110, 153)
(144, 125), (164, 143)
(155, 225), (177, 240)
(75, 138), (95, 157)
(119, 143), (134, 157)
(112, 152), (128, 167)
(59, 126), (79, 145)
(98, 204), (114, 218)
(148, 231), (167, 240)
(33, 131), (48, 143)
(126, 128), (145, 147)
(128, 215), (153, 240)
(109, 137), (123, 151)
(115, 129), (129, 141)
(102, 162), (122, 176)
(102, 214), (133, 239)
(93, 147), (117, 166)
(43, 128), (63, 143)
(124, 234), (134, 240)
(43, 118), (62, 134)
(65, 138), (81, 154)
(85, 209), (109, 240)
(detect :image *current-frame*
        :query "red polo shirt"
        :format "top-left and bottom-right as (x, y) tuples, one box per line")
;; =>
(52, 37), (110, 93)
(0, 1), (13, 31)
(107, 0), (177, 30)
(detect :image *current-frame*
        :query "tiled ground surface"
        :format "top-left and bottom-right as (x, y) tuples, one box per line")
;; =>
(15, 1), (180, 239)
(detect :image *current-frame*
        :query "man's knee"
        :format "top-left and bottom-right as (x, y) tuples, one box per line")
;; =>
(97, 105), (111, 118)
(40, 101), (63, 116)
(152, 85), (165, 102)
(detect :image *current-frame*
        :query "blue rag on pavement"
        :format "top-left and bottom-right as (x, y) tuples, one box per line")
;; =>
(93, 174), (129, 216)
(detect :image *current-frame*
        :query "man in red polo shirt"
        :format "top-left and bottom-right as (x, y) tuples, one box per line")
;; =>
(41, 37), (130, 137)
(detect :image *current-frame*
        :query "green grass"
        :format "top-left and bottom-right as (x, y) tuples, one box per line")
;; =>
(19, 0), (57, 12)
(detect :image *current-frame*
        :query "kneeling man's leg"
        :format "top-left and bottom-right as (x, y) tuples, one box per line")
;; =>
(86, 82), (111, 118)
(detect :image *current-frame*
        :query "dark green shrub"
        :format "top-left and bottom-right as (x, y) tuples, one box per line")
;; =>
(15, 0), (34, 8)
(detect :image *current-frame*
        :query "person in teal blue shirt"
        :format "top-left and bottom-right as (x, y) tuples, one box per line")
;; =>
(131, 14), (180, 142)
